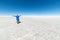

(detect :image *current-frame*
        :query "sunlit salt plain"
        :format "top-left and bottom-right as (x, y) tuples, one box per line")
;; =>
(0, 16), (60, 40)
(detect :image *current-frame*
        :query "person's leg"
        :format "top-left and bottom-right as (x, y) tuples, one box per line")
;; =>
(17, 19), (20, 24)
(17, 19), (19, 24)
(18, 19), (21, 23)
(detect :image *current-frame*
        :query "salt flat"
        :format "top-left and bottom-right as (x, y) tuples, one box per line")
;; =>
(0, 16), (60, 40)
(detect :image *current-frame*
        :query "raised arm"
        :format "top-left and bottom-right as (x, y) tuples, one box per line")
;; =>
(13, 14), (21, 17)
(19, 15), (21, 17)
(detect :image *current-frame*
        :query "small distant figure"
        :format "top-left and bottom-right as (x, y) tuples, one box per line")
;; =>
(14, 14), (21, 24)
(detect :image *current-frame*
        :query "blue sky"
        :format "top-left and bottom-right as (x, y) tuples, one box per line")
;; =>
(0, 0), (60, 15)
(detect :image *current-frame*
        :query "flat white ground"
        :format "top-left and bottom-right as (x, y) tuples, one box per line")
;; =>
(0, 16), (60, 40)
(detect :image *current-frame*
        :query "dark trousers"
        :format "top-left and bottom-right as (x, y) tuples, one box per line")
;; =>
(16, 19), (20, 24)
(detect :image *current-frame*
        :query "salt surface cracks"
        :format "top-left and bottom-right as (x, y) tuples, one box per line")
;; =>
(0, 16), (60, 40)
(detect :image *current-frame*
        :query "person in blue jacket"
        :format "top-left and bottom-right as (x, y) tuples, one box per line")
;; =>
(14, 14), (21, 24)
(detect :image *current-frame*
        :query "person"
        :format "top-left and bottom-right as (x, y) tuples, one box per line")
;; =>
(14, 14), (21, 24)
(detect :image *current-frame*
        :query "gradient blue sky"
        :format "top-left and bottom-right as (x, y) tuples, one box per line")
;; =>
(0, 0), (60, 15)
